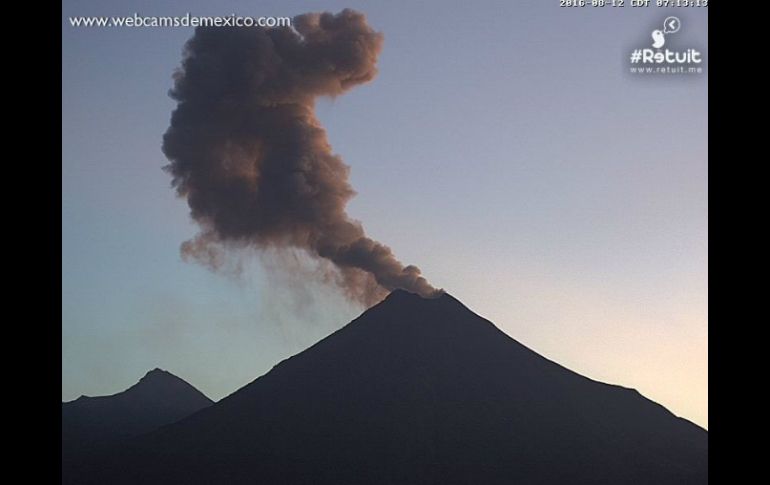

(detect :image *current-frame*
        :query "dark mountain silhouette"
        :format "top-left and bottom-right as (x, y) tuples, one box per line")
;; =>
(62, 368), (213, 477)
(69, 291), (707, 484)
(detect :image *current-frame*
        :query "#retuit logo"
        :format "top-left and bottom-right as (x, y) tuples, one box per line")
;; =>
(629, 16), (705, 75)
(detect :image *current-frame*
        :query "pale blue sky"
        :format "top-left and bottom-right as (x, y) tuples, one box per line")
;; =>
(63, 0), (708, 427)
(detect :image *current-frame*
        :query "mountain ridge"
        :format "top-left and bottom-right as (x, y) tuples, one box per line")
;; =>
(62, 367), (214, 481)
(63, 368), (201, 402)
(66, 290), (707, 484)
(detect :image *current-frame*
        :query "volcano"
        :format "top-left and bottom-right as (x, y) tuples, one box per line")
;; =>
(61, 368), (213, 477)
(67, 290), (707, 484)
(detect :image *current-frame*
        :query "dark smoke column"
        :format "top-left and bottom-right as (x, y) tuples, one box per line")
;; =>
(162, 9), (438, 305)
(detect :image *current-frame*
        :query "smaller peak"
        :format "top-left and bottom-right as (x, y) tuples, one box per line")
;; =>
(124, 368), (212, 402)
(140, 368), (175, 382)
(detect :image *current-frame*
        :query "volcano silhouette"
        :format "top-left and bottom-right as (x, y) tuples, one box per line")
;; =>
(68, 290), (707, 484)
(62, 368), (213, 443)
(62, 368), (213, 481)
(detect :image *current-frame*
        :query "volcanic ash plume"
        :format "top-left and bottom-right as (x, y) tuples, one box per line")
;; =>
(162, 9), (438, 305)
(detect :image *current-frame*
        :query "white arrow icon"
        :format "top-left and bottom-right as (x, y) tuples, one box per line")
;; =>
(663, 16), (681, 35)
